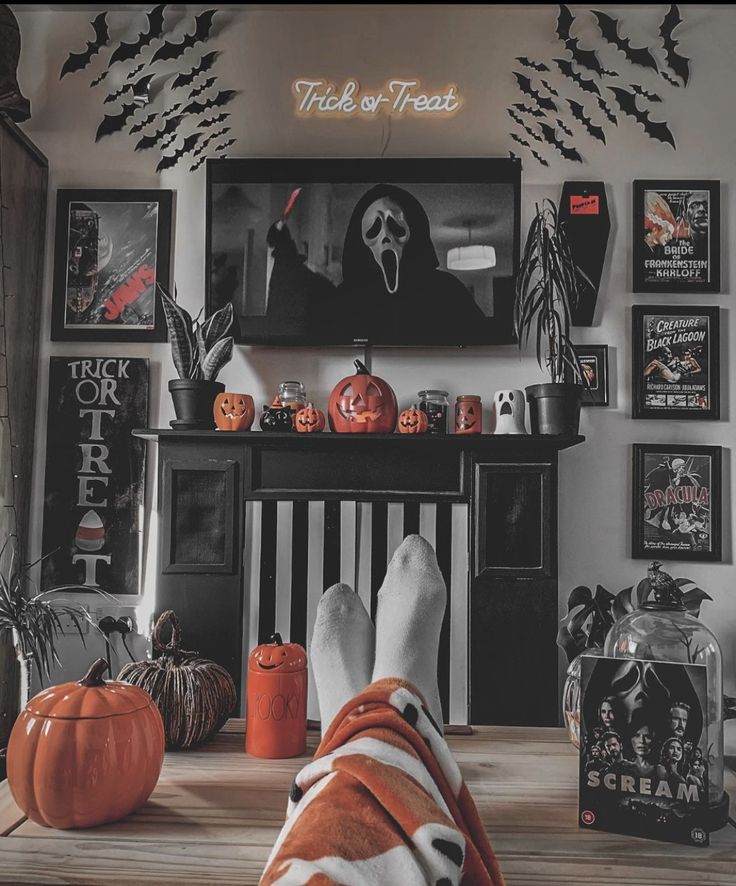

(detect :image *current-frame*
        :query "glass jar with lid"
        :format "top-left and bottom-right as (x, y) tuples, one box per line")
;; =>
(418, 389), (449, 435)
(278, 381), (307, 418)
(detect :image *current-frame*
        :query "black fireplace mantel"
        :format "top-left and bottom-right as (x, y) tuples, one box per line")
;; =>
(134, 428), (584, 726)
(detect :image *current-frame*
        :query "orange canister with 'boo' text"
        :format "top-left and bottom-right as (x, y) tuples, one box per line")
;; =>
(245, 633), (307, 758)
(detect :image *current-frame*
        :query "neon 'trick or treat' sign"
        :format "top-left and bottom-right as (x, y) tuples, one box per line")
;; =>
(292, 78), (463, 118)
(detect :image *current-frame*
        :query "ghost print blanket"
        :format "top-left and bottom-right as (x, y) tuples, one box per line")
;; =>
(260, 677), (505, 885)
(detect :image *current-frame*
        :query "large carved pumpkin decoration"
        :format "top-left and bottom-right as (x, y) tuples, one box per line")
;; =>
(214, 392), (255, 431)
(118, 610), (237, 750)
(398, 404), (428, 435)
(7, 659), (164, 829)
(295, 402), (325, 433)
(328, 360), (398, 434)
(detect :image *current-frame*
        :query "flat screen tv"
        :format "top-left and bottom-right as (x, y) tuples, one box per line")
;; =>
(206, 157), (521, 346)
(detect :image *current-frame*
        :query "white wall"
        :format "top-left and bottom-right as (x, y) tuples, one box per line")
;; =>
(13, 4), (736, 749)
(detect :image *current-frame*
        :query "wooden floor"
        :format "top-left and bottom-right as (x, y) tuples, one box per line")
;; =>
(0, 720), (734, 885)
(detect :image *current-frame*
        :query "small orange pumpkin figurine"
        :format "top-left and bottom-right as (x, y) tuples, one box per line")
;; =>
(398, 404), (429, 434)
(214, 392), (255, 431)
(246, 633), (307, 759)
(295, 402), (325, 433)
(7, 659), (164, 829)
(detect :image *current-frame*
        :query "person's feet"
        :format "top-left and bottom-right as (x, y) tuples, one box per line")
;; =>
(309, 583), (374, 734)
(372, 535), (446, 729)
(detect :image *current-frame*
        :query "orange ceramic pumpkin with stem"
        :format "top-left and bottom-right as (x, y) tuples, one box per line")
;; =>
(295, 402), (325, 433)
(398, 404), (429, 434)
(213, 392), (255, 431)
(7, 659), (165, 829)
(328, 359), (398, 434)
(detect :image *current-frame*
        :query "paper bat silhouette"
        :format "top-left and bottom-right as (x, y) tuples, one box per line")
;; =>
(630, 84), (662, 102)
(192, 126), (231, 157)
(515, 57), (549, 72)
(188, 76), (217, 100)
(556, 119), (573, 137)
(95, 102), (138, 141)
(200, 112), (230, 128)
(129, 111), (157, 134)
(60, 12), (109, 78)
(104, 73), (154, 104)
(512, 102), (545, 119)
(514, 73), (557, 112)
(530, 147), (550, 167)
(567, 100), (606, 144)
(593, 10), (659, 72)
(538, 122), (583, 162)
(182, 89), (237, 116)
(162, 103), (183, 119)
(90, 70), (109, 88)
(608, 86), (676, 148)
(556, 5), (605, 76)
(659, 4), (690, 85)
(596, 95), (617, 125)
(541, 80), (559, 97)
(510, 132), (531, 148)
(661, 70), (680, 87)
(507, 109), (545, 144)
(172, 51), (219, 89)
(214, 139), (236, 153)
(135, 115), (185, 150)
(190, 155), (207, 173)
(156, 132), (202, 172)
(151, 9), (216, 63)
(109, 4), (166, 67)
(126, 63), (145, 81)
(554, 59), (600, 95)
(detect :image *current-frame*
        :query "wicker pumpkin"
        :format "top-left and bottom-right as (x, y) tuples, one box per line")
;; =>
(118, 610), (237, 750)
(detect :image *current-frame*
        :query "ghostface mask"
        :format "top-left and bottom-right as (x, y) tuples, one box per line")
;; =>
(361, 197), (410, 294)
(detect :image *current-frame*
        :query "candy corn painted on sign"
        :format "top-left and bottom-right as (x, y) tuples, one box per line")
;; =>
(41, 357), (149, 595)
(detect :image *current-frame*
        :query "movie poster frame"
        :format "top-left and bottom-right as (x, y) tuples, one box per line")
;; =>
(51, 188), (173, 342)
(632, 443), (722, 562)
(632, 305), (720, 421)
(566, 343), (609, 406)
(632, 179), (720, 294)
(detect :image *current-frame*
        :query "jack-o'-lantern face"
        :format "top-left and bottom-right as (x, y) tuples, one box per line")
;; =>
(455, 398), (481, 434)
(361, 197), (410, 294)
(295, 403), (325, 433)
(328, 360), (398, 434)
(249, 633), (306, 672)
(214, 392), (255, 431)
(337, 378), (386, 424)
(398, 405), (428, 435)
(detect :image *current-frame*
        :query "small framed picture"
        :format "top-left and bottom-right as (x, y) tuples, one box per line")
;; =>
(632, 306), (720, 420)
(632, 443), (721, 562)
(567, 344), (609, 406)
(51, 189), (173, 342)
(633, 180), (719, 293)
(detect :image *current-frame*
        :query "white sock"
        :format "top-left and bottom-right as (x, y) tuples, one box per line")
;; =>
(372, 535), (446, 729)
(309, 582), (375, 735)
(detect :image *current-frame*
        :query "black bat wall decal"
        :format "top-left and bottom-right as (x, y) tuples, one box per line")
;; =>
(188, 76), (217, 100)
(109, 4), (166, 67)
(172, 51), (219, 89)
(661, 71), (680, 87)
(512, 102), (545, 119)
(556, 5), (605, 76)
(593, 10), (659, 72)
(190, 155), (207, 172)
(129, 111), (157, 134)
(659, 4), (690, 86)
(161, 103), (183, 119)
(596, 95), (617, 125)
(90, 70), (109, 88)
(182, 89), (237, 116)
(515, 57), (549, 72)
(630, 84), (662, 102)
(506, 108), (544, 143)
(126, 63), (145, 81)
(95, 102), (138, 141)
(539, 121), (583, 162)
(200, 112), (230, 128)
(104, 73), (154, 105)
(608, 86), (676, 148)
(151, 9), (216, 63)
(554, 59), (600, 95)
(530, 147), (550, 167)
(214, 139), (237, 153)
(192, 126), (231, 158)
(510, 132), (531, 148)
(541, 80), (559, 97)
(567, 100), (606, 144)
(556, 119), (573, 137)
(156, 132), (202, 172)
(514, 73), (557, 112)
(135, 115), (185, 150)
(60, 12), (109, 78)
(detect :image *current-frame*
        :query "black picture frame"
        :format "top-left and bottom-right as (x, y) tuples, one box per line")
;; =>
(206, 157), (521, 346)
(633, 179), (720, 294)
(632, 443), (722, 562)
(567, 344), (609, 406)
(51, 189), (173, 342)
(632, 305), (720, 420)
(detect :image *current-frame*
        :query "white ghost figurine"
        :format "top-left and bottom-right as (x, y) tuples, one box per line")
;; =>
(492, 389), (527, 434)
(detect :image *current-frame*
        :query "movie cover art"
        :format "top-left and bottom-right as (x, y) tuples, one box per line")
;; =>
(641, 313), (711, 413)
(580, 656), (710, 846)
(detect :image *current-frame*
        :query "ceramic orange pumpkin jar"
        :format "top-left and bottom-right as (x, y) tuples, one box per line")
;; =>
(213, 392), (255, 431)
(398, 404), (428, 434)
(328, 359), (398, 434)
(295, 402), (325, 433)
(7, 659), (165, 829)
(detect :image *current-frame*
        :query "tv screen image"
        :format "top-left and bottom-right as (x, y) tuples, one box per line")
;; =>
(207, 158), (520, 346)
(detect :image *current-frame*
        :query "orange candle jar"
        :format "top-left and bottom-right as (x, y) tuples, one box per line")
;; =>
(455, 394), (482, 434)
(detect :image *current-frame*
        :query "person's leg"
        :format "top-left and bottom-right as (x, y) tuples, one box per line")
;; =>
(309, 582), (374, 734)
(371, 534), (446, 729)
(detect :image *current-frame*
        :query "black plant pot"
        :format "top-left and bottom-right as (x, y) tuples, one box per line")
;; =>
(168, 379), (225, 430)
(525, 383), (582, 436)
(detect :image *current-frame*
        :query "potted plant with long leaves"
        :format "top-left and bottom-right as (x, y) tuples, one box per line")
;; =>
(158, 284), (236, 429)
(514, 198), (593, 435)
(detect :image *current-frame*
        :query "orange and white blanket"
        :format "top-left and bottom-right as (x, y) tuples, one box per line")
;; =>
(261, 678), (505, 885)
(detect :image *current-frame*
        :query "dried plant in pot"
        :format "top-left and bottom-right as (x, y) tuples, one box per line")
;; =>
(159, 284), (235, 430)
(514, 199), (593, 435)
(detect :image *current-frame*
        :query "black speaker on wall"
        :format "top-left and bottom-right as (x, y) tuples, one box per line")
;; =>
(560, 181), (610, 326)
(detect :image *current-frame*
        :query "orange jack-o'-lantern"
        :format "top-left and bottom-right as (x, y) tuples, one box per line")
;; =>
(214, 393), (255, 431)
(295, 402), (325, 433)
(398, 404), (428, 435)
(328, 360), (398, 434)
(455, 394), (482, 435)
(246, 633), (307, 759)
